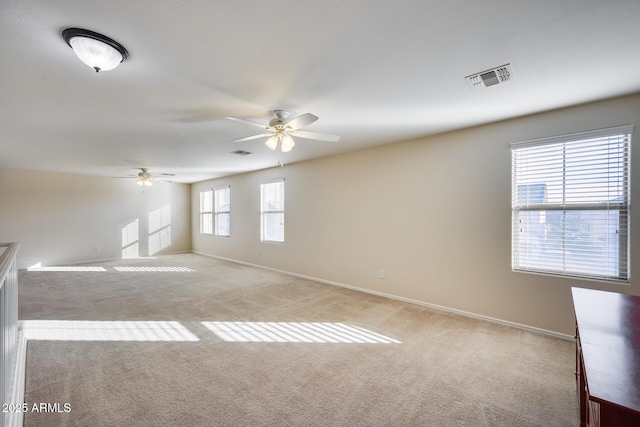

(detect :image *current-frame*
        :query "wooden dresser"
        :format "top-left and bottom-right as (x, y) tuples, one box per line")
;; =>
(572, 287), (640, 426)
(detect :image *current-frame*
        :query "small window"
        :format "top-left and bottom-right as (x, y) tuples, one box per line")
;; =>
(511, 125), (632, 282)
(214, 186), (230, 237)
(199, 189), (213, 235)
(260, 179), (285, 243)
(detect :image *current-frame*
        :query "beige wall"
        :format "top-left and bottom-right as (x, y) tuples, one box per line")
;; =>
(192, 93), (640, 336)
(0, 169), (192, 269)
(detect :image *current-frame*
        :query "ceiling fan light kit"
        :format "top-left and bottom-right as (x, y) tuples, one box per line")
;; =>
(135, 168), (153, 186)
(265, 135), (279, 150)
(114, 168), (175, 186)
(137, 177), (153, 186)
(62, 28), (129, 72)
(280, 134), (295, 152)
(226, 110), (340, 152)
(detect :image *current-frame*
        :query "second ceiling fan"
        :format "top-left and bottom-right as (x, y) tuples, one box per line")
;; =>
(113, 168), (175, 186)
(226, 110), (340, 152)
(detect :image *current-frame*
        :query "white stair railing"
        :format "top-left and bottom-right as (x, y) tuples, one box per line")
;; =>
(1, 242), (21, 427)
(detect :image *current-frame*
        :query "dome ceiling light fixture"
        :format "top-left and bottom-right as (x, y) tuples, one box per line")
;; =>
(62, 28), (129, 72)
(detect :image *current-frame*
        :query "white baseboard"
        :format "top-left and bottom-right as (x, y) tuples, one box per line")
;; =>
(193, 251), (574, 341)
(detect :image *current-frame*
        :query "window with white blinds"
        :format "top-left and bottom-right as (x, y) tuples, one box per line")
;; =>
(199, 189), (213, 235)
(261, 179), (285, 243)
(511, 125), (632, 282)
(214, 186), (230, 237)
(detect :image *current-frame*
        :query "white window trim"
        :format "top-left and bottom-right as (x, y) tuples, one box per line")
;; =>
(260, 178), (285, 243)
(214, 186), (230, 237)
(199, 189), (213, 235)
(511, 125), (633, 282)
(511, 125), (634, 150)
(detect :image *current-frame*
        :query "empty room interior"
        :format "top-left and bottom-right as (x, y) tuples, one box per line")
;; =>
(2, 1), (640, 426)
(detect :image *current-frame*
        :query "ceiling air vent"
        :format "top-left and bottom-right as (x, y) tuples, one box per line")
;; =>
(465, 64), (512, 90)
(230, 150), (252, 156)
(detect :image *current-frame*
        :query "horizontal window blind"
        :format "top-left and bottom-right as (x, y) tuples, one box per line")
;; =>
(261, 179), (285, 242)
(199, 189), (213, 235)
(511, 125), (632, 281)
(214, 186), (230, 237)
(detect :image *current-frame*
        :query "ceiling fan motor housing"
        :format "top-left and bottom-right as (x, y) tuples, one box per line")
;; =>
(269, 110), (290, 127)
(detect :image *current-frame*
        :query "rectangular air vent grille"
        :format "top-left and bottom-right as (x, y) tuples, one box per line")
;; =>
(465, 64), (512, 90)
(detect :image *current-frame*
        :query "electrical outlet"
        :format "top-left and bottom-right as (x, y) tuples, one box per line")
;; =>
(378, 269), (385, 279)
(256, 250), (261, 257)
(95, 246), (101, 253)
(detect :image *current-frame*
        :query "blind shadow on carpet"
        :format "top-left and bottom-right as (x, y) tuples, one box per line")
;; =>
(18, 253), (579, 427)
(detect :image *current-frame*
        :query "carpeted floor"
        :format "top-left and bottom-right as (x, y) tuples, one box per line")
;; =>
(18, 253), (579, 426)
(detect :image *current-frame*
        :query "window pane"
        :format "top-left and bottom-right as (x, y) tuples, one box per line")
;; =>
(214, 187), (230, 236)
(200, 189), (213, 235)
(261, 181), (284, 211)
(215, 187), (230, 212)
(200, 190), (213, 211)
(216, 213), (230, 237)
(564, 137), (627, 204)
(515, 209), (623, 278)
(512, 134), (629, 206)
(260, 180), (284, 242)
(201, 213), (213, 235)
(263, 212), (284, 242)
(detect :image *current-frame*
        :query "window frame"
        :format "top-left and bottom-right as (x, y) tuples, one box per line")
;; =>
(214, 186), (231, 237)
(199, 189), (213, 235)
(260, 179), (285, 243)
(511, 125), (632, 282)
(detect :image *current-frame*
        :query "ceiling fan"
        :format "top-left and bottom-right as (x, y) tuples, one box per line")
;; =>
(113, 168), (175, 186)
(226, 110), (340, 152)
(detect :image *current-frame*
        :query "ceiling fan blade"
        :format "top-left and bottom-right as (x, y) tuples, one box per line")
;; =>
(232, 132), (273, 143)
(289, 130), (340, 142)
(226, 116), (270, 130)
(284, 113), (318, 130)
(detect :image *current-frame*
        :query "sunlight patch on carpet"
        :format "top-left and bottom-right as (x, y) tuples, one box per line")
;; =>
(113, 266), (195, 272)
(21, 320), (200, 341)
(27, 264), (107, 272)
(201, 321), (402, 344)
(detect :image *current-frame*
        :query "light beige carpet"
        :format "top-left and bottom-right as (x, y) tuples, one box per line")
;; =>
(18, 253), (579, 426)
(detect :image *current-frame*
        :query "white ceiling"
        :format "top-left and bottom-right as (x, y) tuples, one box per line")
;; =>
(2, 0), (640, 183)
